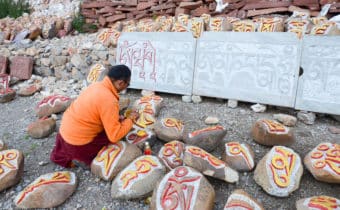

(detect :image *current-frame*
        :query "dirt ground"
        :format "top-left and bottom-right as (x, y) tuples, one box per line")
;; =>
(0, 89), (339, 209)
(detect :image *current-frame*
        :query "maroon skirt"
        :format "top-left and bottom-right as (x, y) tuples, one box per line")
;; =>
(50, 132), (110, 168)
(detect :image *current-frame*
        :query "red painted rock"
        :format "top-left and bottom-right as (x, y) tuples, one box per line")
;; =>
(296, 195), (340, 210)
(9, 56), (33, 80)
(91, 142), (142, 181)
(0, 149), (24, 192)
(17, 83), (42, 96)
(183, 125), (227, 152)
(304, 142), (340, 183)
(154, 118), (185, 142)
(35, 95), (72, 118)
(252, 119), (295, 146)
(150, 166), (215, 210)
(254, 146), (303, 197)
(158, 140), (185, 170)
(184, 145), (239, 183)
(86, 63), (107, 85)
(111, 155), (165, 199)
(222, 142), (255, 172)
(27, 117), (56, 139)
(125, 128), (156, 149)
(0, 139), (7, 151)
(0, 88), (15, 103)
(14, 171), (77, 208)
(132, 95), (163, 117)
(224, 189), (264, 210)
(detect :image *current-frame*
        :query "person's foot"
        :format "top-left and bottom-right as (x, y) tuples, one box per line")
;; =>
(71, 160), (90, 170)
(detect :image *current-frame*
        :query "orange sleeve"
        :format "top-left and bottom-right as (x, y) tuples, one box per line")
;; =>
(99, 100), (133, 143)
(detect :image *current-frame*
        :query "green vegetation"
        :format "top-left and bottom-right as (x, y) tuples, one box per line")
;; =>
(0, 0), (30, 19)
(72, 13), (98, 33)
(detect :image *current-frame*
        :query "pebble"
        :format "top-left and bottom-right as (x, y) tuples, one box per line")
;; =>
(228, 99), (238, 108)
(250, 103), (266, 113)
(182, 95), (192, 103)
(192, 95), (202, 103)
(204, 116), (219, 125)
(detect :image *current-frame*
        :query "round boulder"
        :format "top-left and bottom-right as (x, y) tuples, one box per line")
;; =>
(27, 117), (56, 139)
(222, 141), (255, 172)
(154, 118), (185, 142)
(158, 140), (185, 170)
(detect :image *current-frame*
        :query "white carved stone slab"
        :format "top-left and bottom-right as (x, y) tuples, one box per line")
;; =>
(116, 32), (196, 95)
(193, 32), (301, 107)
(295, 36), (340, 115)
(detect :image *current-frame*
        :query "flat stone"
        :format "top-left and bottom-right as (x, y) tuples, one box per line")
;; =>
(252, 119), (295, 146)
(328, 126), (340, 134)
(224, 189), (264, 210)
(17, 84), (42, 97)
(273, 113), (297, 127)
(35, 95), (72, 118)
(251, 103), (266, 113)
(150, 166), (215, 210)
(297, 111), (316, 125)
(0, 149), (24, 192)
(158, 140), (185, 170)
(125, 128), (156, 149)
(0, 89), (16, 103)
(14, 171), (77, 208)
(304, 142), (340, 183)
(27, 117), (56, 139)
(154, 118), (185, 142)
(228, 99), (238, 108)
(222, 142), (255, 172)
(254, 146), (303, 197)
(91, 142), (142, 181)
(111, 155), (165, 200)
(204, 116), (219, 125)
(184, 145), (239, 183)
(296, 196), (340, 210)
(9, 56), (33, 80)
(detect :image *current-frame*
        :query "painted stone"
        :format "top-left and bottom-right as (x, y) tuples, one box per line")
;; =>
(296, 195), (340, 210)
(0, 149), (24, 192)
(97, 28), (121, 47)
(224, 189), (264, 210)
(0, 74), (15, 103)
(17, 83), (42, 97)
(111, 155), (166, 199)
(154, 118), (185, 142)
(14, 171), (77, 208)
(254, 146), (303, 197)
(304, 142), (340, 183)
(183, 125), (226, 152)
(91, 142), (142, 181)
(158, 140), (185, 170)
(119, 97), (130, 111)
(252, 119), (295, 146)
(133, 95), (163, 117)
(86, 63), (107, 85)
(125, 128), (156, 149)
(222, 142), (255, 172)
(0, 139), (6, 151)
(35, 95), (72, 118)
(27, 117), (56, 139)
(150, 166), (215, 210)
(183, 145), (239, 183)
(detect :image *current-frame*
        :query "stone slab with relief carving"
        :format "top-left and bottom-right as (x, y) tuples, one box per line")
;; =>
(27, 117), (56, 139)
(222, 142), (255, 172)
(224, 189), (264, 210)
(150, 166), (215, 210)
(254, 146), (303, 197)
(296, 195), (340, 210)
(158, 140), (185, 171)
(154, 118), (185, 142)
(183, 125), (227, 152)
(304, 142), (340, 183)
(252, 119), (295, 146)
(184, 145), (239, 183)
(125, 128), (156, 149)
(14, 171), (77, 208)
(0, 149), (24, 192)
(91, 141), (142, 181)
(111, 155), (165, 199)
(35, 95), (72, 118)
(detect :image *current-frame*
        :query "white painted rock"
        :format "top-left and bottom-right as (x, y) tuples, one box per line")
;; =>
(133, 95), (163, 117)
(27, 117), (56, 139)
(222, 142), (255, 172)
(204, 116), (219, 125)
(35, 95), (72, 118)
(158, 140), (185, 170)
(86, 63), (107, 85)
(0, 139), (6, 151)
(154, 118), (185, 142)
(304, 142), (340, 183)
(273, 113), (297, 127)
(14, 171), (77, 208)
(111, 155), (166, 199)
(125, 128), (156, 149)
(183, 125), (227, 152)
(224, 189), (264, 210)
(0, 149), (24, 192)
(150, 166), (215, 210)
(252, 119), (295, 146)
(184, 145), (239, 183)
(296, 195), (340, 210)
(254, 146), (303, 197)
(91, 142), (142, 181)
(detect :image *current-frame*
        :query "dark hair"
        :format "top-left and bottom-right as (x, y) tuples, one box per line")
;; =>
(107, 65), (131, 81)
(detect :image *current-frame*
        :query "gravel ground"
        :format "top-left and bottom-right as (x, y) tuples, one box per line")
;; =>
(0, 89), (339, 209)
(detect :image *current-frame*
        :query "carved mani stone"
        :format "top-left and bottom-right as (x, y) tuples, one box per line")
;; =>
(158, 140), (185, 170)
(222, 141), (255, 172)
(304, 142), (340, 183)
(35, 95), (72, 118)
(14, 171), (77, 208)
(27, 117), (56, 139)
(111, 155), (166, 200)
(150, 166), (215, 210)
(296, 196), (340, 210)
(133, 95), (163, 117)
(86, 63), (107, 85)
(0, 149), (24, 192)
(91, 142), (142, 181)
(224, 189), (265, 210)
(254, 146), (303, 197)
(183, 125), (227, 152)
(184, 145), (239, 183)
(154, 117), (185, 142)
(252, 119), (295, 146)
(125, 128), (156, 149)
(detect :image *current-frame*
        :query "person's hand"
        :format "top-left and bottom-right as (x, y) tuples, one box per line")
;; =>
(128, 111), (139, 121)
